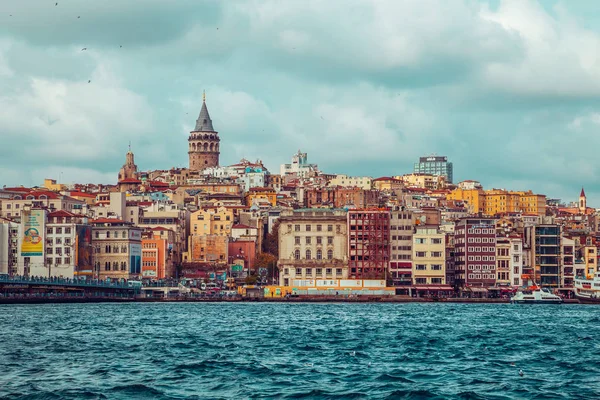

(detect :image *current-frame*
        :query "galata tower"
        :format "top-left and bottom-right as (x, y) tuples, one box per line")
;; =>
(188, 91), (220, 171)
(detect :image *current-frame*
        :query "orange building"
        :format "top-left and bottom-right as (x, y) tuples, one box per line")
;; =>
(244, 187), (277, 207)
(141, 231), (169, 279)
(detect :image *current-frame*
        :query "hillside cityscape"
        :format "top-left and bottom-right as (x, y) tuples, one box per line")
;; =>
(0, 96), (595, 298)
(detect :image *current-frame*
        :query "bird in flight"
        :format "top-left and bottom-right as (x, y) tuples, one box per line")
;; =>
(88, 80), (91, 83)
(55, 2), (58, 5)
(81, 48), (87, 51)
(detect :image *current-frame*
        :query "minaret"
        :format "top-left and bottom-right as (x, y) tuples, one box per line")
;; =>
(188, 91), (220, 171)
(579, 187), (587, 213)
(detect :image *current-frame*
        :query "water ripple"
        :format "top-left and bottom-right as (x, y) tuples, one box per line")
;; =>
(1, 303), (600, 399)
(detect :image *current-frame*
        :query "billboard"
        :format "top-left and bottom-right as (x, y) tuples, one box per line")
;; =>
(129, 243), (141, 274)
(75, 225), (93, 275)
(21, 210), (44, 257)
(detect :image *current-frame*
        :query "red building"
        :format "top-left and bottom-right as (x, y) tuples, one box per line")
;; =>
(454, 217), (497, 288)
(348, 209), (390, 279)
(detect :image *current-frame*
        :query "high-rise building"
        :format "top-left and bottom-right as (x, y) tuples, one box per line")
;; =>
(454, 217), (497, 288)
(188, 92), (220, 171)
(348, 209), (390, 279)
(414, 155), (453, 183)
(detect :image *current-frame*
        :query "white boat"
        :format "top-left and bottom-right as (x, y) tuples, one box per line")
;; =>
(574, 272), (600, 304)
(510, 286), (563, 304)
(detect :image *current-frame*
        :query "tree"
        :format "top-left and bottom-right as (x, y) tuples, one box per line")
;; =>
(255, 252), (278, 285)
(263, 220), (280, 256)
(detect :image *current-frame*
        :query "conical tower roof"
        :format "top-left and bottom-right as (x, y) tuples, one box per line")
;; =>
(194, 92), (216, 132)
(581, 187), (586, 197)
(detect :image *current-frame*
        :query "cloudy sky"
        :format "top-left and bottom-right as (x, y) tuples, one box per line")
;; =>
(1, 0), (599, 204)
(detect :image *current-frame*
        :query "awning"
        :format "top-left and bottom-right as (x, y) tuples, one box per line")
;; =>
(413, 286), (453, 291)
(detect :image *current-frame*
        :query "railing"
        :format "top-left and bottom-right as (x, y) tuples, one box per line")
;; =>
(0, 275), (136, 289)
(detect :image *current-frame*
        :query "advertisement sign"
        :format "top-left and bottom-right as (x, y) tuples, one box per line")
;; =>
(129, 243), (141, 274)
(75, 225), (93, 275)
(21, 210), (44, 256)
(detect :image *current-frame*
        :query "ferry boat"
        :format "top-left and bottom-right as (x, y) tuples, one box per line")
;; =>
(574, 272), (600, 303)
(510, 285), (563, 304)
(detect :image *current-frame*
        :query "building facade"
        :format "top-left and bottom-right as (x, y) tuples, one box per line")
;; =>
(412, 226), (446, 285)
(348, 209), (390, 279)
(277, 209), (347, 286)
(389, 209), (414, 286)
(454, 217), (497, 288)
(414, 155), (453, 183)
(91, 219), (142, 280)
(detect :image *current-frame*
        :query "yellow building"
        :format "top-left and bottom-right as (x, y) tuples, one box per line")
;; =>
(412, 226), (446, 285)
(43, 179), (67, 192)
(396, 173), (446, 190)
(447, 188), (546, 216)
(245, 187), (277, 207)
(447, 188), (485, 214)
(190, 206), (234, 236)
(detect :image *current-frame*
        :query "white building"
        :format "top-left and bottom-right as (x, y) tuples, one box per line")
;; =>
(328, 175), (372, 190)
(0, 218), (19, 275)
(280, 150), (319, 178)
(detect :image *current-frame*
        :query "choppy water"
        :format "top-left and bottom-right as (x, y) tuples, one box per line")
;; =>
(1, 303), (600, 399)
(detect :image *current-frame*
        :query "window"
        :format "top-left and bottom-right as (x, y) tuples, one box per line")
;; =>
(431, 264), (442, 271)
(306, 268), (312, 276)
(336, 268), (342, 276)
(431, 252), (442, 257)
(327, 250), (333, 260)
(306, 250), (311, 260)
(64, 238), (71, 246)
(294, 250), (300, 260)
(112, 261), (119, 271)
(327, 236), (333, 245)
(432, 238), (442, 244)
(306, 225), (312, 232)
(416, 264), (426, 270)
(316, 225), (322, 232)
(105, 262), (110, 271)
(46, 227), (53, 234)
(122, 231), (127, 238)
(295, 225), (300, 232)
(316, 268), (322, 275)
(95, 231), (99, 239)
(296, 268), (302, 275)
(64, 257), (71, 265)
(415, 278), (427, 284)
(295, 236), (300, 245)
(416, 238), (426, 244)
(416, 251), (426, 257)
(327, 225), (333, 232)
(306, 237), (311, 245)
(431, 278), (442, 284)
(65, 227), (71, 234)
(317, 250), (322, 260)
(326, 268), (332, 275)
(113, 231), (119, 238)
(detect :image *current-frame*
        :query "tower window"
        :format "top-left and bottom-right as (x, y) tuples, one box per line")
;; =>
(205, 160), (208, 164)
(203, 119), (207, 124)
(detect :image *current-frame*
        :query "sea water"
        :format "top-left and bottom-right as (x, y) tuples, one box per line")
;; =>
(1, 303), (599, 399)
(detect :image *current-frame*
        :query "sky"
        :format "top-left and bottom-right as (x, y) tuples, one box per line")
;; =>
(1, 0), (599, 205)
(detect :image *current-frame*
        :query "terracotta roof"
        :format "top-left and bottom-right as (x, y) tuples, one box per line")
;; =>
(3, 187), (31, 192)
(118, 178), (142, 184)
(248, 187), (274, 192)
(47, 210), (78, 218)
(91, 218), (127, 225)
(16, 190), (61, 200)
(147, 181), (169, 187)
(69, 191), (97, 198)
(373, 177), (402, 182)
(232, 224), (255, 230)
